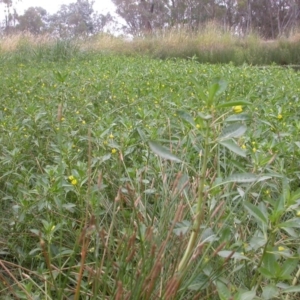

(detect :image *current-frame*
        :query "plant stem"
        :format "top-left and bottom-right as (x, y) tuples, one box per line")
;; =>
(250, 236), (270, 288)
(176, 125), (210, 274)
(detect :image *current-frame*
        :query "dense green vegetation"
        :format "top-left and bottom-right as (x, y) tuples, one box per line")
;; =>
(1, 46), (300, 299)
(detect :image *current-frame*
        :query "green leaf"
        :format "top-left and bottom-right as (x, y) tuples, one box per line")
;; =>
(214, 78), (228, 96)
(149, 141), (182, 163)
(34, 112), (47, 123)
(282, 285), (300, 293)
(281, 227), (298, 238)
(219, 124), (247, 140)
(144, 188), (156, 194)
(262, 285), (279, 300)
(137, 127), (147, 142)
(53, 70), (68, 83)
(262, 251), (278, 275)
(280, 259), (298, 278)
(225, 173), (258, 183)
(191, 76), (207, 100)
(244, 201), (268, 225)
(200, 228), (217, 243)
(278, 218), (300, 229)
(225, 113), (250, 122)
(29, 229), (41, 236)
(216, 281), (231, 300)
(219, 139), (246, 157)
(62, 203), (76, 212)
(249, 233), (267, 250)
(217, 250), (249, 260)
(259, 266), (274, 279)
(213, 173), (268, 189)
(100, 154), (111, 163)
(295, 141), (300, 149)
(236, 291), (256, 300)
(287, 188), (300, 206)
(207, 79), (228, 105)
(198, 111), (212, 120)
(177, 110), (195, 126)
(216, 100), (252, 109)
(173, 220), (191, 236)
(188, 273), (209, 291)
(257, 175), (272, 182)
(207, 83), (220, 105)
(29, 247), (42, 256)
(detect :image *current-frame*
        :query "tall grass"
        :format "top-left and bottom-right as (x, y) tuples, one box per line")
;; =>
(1, 26), (300, 65)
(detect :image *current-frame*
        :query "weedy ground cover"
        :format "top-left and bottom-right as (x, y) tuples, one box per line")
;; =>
(1, 50), (300, 299)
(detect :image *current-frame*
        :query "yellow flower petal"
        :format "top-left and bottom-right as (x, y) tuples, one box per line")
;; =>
(233, 105), (243, 113)
(71, 179), (78, 185)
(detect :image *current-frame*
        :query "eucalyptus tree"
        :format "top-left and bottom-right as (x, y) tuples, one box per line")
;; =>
(47, 0), (111, 38)
(111, 0), (226, 35)
(16, 7), (48, 34)
(112, 0), (300, 38)
(0, 0), (18, 32)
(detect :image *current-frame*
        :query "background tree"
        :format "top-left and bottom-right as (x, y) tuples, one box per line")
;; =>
(1, 0), (300, 38)
(48, 0), (95, 38)
(111, 0), (235, 35)
(16, 7), (48, 34)
(0, 0), (16, 32)
(0, 0), (113, 36)
(44, 0), (111, 38)
(112, 0), (300, 38)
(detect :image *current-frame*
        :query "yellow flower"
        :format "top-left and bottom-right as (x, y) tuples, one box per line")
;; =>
(71, 179), (78, 185)
(109, 133), (114, 139)
(296, 211), (300, 217)
(196, 124), (201, 129)
(252, 147), (257, 153)
(82, 120), (86, 124)
(68, 175), (74, 181)
(278, 246), (285, 252)
(277, 114), (283, 120)
(241, 144), (246, 149)
(233, 105), (243, 113)
(111, 148), (117, 154)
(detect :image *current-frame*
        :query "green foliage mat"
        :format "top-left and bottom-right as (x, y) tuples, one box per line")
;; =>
(1, 53), (300, 299)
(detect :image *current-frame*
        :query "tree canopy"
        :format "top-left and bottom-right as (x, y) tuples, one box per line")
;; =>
(0, 0), (113, 37)
(111, 0), (300, 38)
(1, 0), (300, 38)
